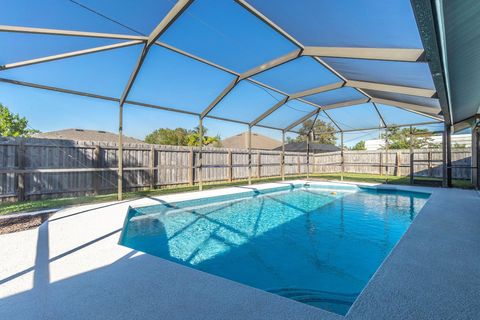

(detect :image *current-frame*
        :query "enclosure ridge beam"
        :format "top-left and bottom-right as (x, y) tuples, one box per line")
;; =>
(285, 109), (320, 131)
(289, 81), (345, 100)
(239, 49), (302, 80)
(155, 41), (238, 76)
(0, 77), (303, 132)
(0, 25), (147, 40)
(0, 40), (143, 71)
(322, 110), (343, 132)
(371, 98), (443, 118)
(250, 97), (289, 126)
(234, 0), (303, 48)
(0, 77), (120, 102)
(346, 80), (437, 98)
(200, 77), (240, 118)
(372, 102), (387, 128)
(410, 0), (452, 125)
(119, 0), (193, 107)
(339, 120), (441, 133)
(302, 47), (425, 62)
(322, 98), (370, 110)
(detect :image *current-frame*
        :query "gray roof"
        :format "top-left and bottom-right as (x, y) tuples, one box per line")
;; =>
(34, 129), (144, 144)
(221, 132), (282, 150)
(274, 141), (340, 153)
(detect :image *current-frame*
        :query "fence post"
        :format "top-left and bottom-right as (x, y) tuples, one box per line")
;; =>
(227, 150), (233, 182)
(409, 126), (414, 184)
(188, 148), (194, 186)
(395, 151), (401, 177)
(340, 132), (344, 181)
(379, 152), (383, 175)
(17, 138), (26, 201)
(281, 131), (285, 180)
(428, 150), (433, 178)
(297, 155), (301, 175)
(149, 145), (155, 189)
(257, 152), (261, 179)
(93, 145), (101, 195)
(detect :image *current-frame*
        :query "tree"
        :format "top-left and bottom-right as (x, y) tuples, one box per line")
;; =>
(0, 103), (39, 137)
(293, 119), (337, 144)
(381, 127), (439, 149)
(145, 128), (189, 145)
(145, 125), (221, 147)
(186, 126), (221, 147)
(351, 140), (366, 150)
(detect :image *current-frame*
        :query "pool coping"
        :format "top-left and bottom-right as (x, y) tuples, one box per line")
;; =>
(0, 180), (478, 319)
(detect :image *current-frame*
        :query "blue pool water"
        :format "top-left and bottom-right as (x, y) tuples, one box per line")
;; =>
(120, 184), (429, 315)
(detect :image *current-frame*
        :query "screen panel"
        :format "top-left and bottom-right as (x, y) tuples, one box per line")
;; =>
(327, 103), (382, 130)
(247, 0), (423, 48)
(376, 104), (440, 126)
(365, 89), (440, 109)
(323, 58), (435, 89)
(129, 45), (236, 113)
(160, 0), (297, 73)
(0, 44), (143, 98)
(258, 99), (317, 129)
(210, 80), (286, 123)
(303, 87), (366, 106)
(0, 33), (123, 66)
(0, 0), (174, 35)
(252, 57), (340, 94)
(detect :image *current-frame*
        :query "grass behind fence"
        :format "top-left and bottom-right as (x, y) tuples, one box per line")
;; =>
(0, 173), (473, 216)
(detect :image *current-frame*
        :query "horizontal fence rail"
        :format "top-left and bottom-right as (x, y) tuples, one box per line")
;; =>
(0, 137), (473, 202)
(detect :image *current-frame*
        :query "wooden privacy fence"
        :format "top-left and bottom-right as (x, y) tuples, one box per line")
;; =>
(0, 137), (472, 202)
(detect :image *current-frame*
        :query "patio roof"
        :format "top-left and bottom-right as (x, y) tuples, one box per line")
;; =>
(0, 0), (449, 135)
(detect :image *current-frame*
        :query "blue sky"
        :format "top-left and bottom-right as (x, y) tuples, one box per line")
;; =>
(0, 0), (440, 147)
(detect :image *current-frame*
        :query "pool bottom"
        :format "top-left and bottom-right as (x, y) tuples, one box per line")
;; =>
(120, 184), (429, 315)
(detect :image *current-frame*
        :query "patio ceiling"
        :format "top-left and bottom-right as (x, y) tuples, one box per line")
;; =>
(0, 0), (449, 134)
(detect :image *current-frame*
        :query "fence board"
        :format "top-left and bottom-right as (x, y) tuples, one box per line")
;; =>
(0, 137), (473, 202)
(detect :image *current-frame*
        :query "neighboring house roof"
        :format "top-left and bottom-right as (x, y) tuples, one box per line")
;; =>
(221, 132), (282, 150)
(274, 141), (341, 153)
(34, 129), (144, 144)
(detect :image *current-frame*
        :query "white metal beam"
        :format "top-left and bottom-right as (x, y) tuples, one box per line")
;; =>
(285, 109), (320, 131)
(0, 40), (143, 70)
(302, 47), (425, 62)
(200, 77), (240, 118)
(289, 81), (345, 100)
(250, 97), (289, 126)
(119, 0), (192, 107)
(346, 80), (436, 98)
(322, 98), (370, 110)
(371, 98), (443, 118)
(0, 25), (146, 40)
(239, 49), (301, 80)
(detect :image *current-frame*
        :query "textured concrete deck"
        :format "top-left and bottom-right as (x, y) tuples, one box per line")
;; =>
(0, 181), (478, 319)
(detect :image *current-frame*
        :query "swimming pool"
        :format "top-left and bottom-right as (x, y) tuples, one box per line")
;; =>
(120, 183), (430, 315)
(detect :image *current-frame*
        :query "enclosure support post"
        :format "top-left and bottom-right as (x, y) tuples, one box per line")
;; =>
(188, 148), (194, 186)
(149, 145), (155, 189)
(248, 126), (252, 185)
(442, 124), (452, 187)
(409, 126), (414, 185)
(117, 104), (124, 201)
(306, 133), (310, 180)
(227, 150), (233, 182)
(93, 145), (101, 195)
(281, 130), (285, 181)
(340, 132), (344, 181)
(17, 138), (25, 201)
(199, 116), (204, 191)
(257, 152), (261, 179)
(473, 125), (479, 188)
(385, 128), (389, 183)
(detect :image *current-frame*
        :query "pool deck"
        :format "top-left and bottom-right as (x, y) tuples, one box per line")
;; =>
(0, 180), (478, 319)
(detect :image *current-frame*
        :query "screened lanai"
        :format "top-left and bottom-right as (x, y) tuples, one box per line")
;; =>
(0, 0), (455, 199)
